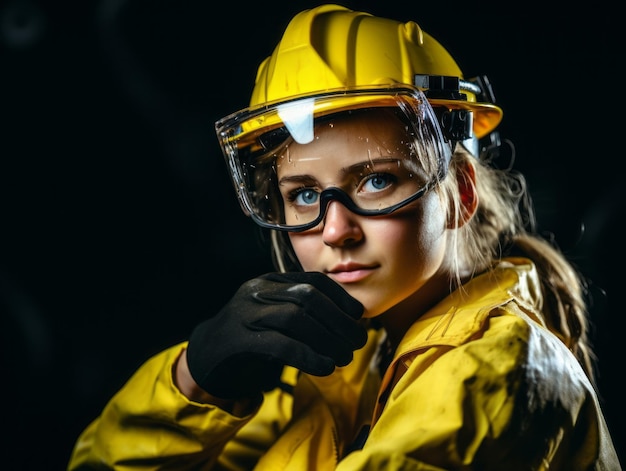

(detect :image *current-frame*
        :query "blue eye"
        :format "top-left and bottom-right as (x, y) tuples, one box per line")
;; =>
(362, 173), (395, 192)
(292, 188), (320, 206)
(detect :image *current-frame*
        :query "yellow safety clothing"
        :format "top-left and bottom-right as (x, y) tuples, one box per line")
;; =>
(68, 258), (620, 470)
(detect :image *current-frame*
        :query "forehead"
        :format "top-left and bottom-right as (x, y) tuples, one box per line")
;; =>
(276, 108), (415, 167)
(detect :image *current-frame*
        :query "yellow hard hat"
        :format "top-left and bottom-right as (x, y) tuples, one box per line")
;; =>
(249, 4), (502, 139)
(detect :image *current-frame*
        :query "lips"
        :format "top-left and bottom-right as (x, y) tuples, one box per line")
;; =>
(326, 262), (377, 283)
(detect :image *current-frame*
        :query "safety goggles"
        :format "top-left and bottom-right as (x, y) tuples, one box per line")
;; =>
(215, 87), (452, 232)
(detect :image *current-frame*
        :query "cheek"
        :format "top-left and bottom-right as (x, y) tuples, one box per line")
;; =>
(288, 234), (318, 271)
(417, 204), (448, 271)
(375, 196), (449, 287)
(381, 209), (446, 276)
(389, 195), (447, 256)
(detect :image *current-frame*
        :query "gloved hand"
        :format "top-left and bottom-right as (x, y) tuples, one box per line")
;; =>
(186, 271), (367, 400)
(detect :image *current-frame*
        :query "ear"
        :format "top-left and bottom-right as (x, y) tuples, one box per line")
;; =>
(447, 159), (478, 229)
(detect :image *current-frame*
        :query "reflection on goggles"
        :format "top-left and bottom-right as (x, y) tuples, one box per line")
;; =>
(216, 87), (451, 232)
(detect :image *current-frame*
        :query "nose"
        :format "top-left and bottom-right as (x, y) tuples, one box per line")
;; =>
(322, 200), (364, 247)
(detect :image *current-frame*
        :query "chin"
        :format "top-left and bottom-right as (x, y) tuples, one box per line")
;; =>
(342, 284), (386, 314)
(357, 301), (389, 319)
(361, 311), (381, 320)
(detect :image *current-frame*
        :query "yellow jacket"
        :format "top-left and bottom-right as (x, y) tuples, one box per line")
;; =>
(68, 258), (620, 470)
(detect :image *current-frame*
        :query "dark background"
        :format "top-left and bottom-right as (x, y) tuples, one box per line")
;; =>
(1, 0), (622, 468)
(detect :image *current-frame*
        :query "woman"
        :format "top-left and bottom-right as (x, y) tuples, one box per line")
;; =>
(68, 4), (620, 469)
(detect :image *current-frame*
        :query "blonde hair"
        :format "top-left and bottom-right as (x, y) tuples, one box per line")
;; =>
(440, 145), (596, 384)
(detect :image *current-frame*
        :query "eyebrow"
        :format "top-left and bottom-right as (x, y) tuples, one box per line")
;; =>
(277, 157), (405, 185)
(278, 174), (318, 185)
(346, 157), (403, 171)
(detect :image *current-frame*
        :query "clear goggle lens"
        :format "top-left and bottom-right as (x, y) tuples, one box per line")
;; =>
(216, 87), (451, 232)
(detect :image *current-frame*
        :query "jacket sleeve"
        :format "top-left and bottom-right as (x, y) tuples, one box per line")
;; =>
(337, 306), (620, 470)
(67, 342), (292, 471)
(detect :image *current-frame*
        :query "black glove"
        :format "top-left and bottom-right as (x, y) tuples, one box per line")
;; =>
(186, 271), (367, 399)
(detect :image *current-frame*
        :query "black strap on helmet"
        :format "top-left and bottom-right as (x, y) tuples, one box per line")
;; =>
(414, 74), (473, 142)
(468, 75), (502, 160)
(414, 74), (502, 160)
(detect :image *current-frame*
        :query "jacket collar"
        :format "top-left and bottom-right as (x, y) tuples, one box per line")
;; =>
(371, 257), (545, 426)
(394, 257), (544, 356)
